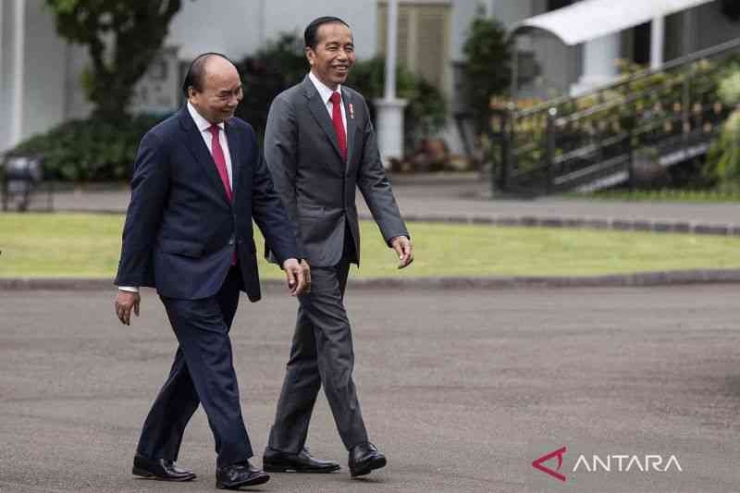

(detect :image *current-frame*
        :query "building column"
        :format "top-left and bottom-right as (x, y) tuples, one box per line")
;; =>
(570, 32), (620, 96)
(375, 0), (407, 167)
(0, 1), (4, 112)
(650, 15), (665, 69)
(11, 0), (26, 147)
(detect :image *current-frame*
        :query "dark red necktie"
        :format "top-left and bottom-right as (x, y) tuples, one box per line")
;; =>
(330, 92), (347, 162)
(208, 125), (237, 265)
(208, 125), (233, 202)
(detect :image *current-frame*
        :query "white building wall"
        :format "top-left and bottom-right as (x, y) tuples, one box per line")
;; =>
(168, 0), (377, 61)
(23, 0), (67, 140)
(0, 0), (13, 152)
(64, 44), (93, 121)
(63, 0), (379, 123)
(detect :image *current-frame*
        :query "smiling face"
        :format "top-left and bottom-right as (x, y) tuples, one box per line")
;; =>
(306, 22), (355, 90)
(187, 56), (243, 124)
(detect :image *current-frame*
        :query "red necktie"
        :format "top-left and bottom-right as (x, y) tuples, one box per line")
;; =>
(208, 125), (237, 265)
(208, 125), (233, 202)
(330, 92), (347, 162)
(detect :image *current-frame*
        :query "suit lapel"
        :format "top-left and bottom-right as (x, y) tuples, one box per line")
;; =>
(342, 87), (357, 171)
(225, 120), (240, 199)
(177, 108), (231, 206)
(303, 76), (345, 163)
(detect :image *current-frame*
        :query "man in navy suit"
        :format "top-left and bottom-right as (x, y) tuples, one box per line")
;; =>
(113, 53), (308, 490)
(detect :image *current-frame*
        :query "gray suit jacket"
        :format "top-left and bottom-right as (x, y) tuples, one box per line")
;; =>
(264, 75), (408, 267)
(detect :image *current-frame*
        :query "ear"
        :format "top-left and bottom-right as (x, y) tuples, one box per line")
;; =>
(186, 86), (198, 102)
(305, 47), (315, 67)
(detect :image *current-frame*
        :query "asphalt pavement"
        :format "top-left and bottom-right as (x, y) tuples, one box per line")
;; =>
(1, 285), (739, 493)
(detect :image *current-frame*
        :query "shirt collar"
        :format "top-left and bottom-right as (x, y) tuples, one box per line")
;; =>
(187, 101), (225, 133)
(309, 71), (342, 104)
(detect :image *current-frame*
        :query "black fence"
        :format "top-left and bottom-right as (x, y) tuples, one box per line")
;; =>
(489, 37), (740, 196)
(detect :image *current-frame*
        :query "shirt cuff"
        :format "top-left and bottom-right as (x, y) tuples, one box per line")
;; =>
(117, 286), (139, 293)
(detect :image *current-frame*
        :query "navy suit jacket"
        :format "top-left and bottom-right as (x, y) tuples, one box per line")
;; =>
(114, 107), (302, 301)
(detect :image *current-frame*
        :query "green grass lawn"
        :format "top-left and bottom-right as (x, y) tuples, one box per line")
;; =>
(3, 213), (740, 279)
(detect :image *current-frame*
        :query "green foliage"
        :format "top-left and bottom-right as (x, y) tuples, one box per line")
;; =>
(347, 57), (447, 148)
(716, 60), (740, 106)
(462, 11), (512, 135)
(7, 115), (163, 182)
(235, 33), (307, 138)
(236, 33), (447, 149)
(45, 0), (183, 118)
(706, 110), (740, 191)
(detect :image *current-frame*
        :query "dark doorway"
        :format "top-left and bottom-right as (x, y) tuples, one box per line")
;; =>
(633, 22), (651, 65)
(547, 0), (573, 11)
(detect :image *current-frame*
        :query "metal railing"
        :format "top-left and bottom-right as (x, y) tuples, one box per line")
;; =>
(489, 37), (740, 195)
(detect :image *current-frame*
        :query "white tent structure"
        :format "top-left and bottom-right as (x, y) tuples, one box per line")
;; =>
(508, 0), (716, 97)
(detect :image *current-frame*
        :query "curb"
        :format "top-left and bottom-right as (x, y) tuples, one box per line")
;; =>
(361, 213), (740, 236)
(48, 209), (740, 236)
(5, 269), (740, 291)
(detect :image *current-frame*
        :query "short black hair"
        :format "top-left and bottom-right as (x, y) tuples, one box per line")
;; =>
(304, 16), (350, 50)
(181, 52), (236, 97)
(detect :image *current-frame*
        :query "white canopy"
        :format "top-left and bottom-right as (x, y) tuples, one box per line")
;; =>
(511, 0), (714, 45)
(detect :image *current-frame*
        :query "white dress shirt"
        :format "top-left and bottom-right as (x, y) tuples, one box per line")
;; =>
(118, 103), (234, 293)
(187, 101), (234, 187)
(308, 71), (347, 140)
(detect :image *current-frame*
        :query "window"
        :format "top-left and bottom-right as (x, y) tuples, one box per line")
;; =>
(377, 1), (452, 91)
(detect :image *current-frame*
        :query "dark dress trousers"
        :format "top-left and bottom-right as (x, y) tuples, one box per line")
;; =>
(264, 75), (409, 453)
(115, 106), (301, 467)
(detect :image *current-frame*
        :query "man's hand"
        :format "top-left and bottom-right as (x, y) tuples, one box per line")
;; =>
(114, 290), (141, 325)
(390, 236), (414, 269)
(283, 258), (310, 296)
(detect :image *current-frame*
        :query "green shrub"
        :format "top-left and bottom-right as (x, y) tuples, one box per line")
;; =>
(462, 11), (512, 136)
(718, 65), (740, 106)
(347, 57), (447, 149)
(706, 110), (740, 191)
(235, 33), (307, 140)
(6, 115), (164, 182)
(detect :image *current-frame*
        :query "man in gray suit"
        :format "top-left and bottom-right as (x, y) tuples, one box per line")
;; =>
(262, 16), (413, 478)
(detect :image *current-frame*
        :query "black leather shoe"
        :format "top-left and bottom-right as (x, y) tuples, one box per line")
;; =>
(132, 454), (196, 481)
(348, 442), (386, 477)
(216, 461), (270, 490)
(263, 447), (340, 473)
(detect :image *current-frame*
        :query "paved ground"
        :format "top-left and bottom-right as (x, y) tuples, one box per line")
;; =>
(34, 174), (740, 230)
(1, 285), (739, 493)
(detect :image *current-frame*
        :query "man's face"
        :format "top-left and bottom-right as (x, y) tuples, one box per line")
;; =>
(306, 23), (356, 90)
(188, 57), (243, 124)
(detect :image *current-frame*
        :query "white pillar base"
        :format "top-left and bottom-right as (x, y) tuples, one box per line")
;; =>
(374, 98), (408, 168)
(570, 33), (620, 97)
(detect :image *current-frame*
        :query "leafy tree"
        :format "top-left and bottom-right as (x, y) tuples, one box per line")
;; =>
(462, 10), (512, 135)
(236, 33), (306, 137)
(45, 0), (183, 119)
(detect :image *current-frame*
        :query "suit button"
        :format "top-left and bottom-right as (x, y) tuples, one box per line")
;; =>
(228, 239), (235, 246)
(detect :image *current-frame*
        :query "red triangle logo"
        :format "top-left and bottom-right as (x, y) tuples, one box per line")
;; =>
(532, 446), (567, 482)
